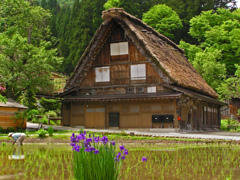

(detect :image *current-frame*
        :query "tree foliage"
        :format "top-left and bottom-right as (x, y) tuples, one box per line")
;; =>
(217, 65), (240, 100)
(56, 0), (107, 74)
(39, 97), (61, 112)
(104, 0), (151, 19)
(0, 0), (62, 100)
(142, 4), (182, 41)
(179, 41), (226, 90)
(188, 8), (240, 75)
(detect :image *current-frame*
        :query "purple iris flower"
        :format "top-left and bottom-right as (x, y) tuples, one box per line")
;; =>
(77, 134), (85, 141)
(110, 141), (115, 146)
(86, 138), (92, 143)
(100, 136), (109, 144)
(142, 156), (147, 162)
(73, 145), (81, 152)
(116, 152), (121, 160)
(94, 137), (100, 143)
(123, 149), (128, 155)
(84, 141), (90, 148)
(119, 145), (125, 151)
(70, 133), (78, 142)
(90, 147), (95, 152)
(70, 143), (76, 147)
(85, 147), (91, 152)
(94, 149), (99, 154)
(121, 155), (125, 160)
(70, 133), (75, 138)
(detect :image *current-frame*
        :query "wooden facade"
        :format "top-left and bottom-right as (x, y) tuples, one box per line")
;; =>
(60, 8), (226, 130)
(0, 99), (27, 129)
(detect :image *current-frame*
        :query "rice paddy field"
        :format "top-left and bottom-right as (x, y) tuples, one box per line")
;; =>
(0, 142), (240, 180)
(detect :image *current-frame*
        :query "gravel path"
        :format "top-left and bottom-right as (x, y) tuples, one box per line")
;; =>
(27, 122), (240, 141)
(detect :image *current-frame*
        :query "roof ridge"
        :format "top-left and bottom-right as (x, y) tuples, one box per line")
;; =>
(102, 8), (184, 53)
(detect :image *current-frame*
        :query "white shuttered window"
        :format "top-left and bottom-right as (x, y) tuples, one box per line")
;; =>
(95, 67), (110, 82)
(110, 42), (128, 56)
(147, 86), (156, 93)
(130, 64), (146, 80)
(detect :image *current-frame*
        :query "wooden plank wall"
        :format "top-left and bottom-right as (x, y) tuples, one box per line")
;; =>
(0, 107), (26, 129)
(62, 103), (71, 126)
(71, 102), (84, 126)
(79, 100), (177, 129)
(79, 25), (163, 89)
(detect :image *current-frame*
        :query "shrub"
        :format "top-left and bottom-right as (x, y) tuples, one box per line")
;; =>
(41, 116), (48, 125)
(6, 127), (15, 133)
(39, 97), (61, 113)
(121, 130), (128, 136)
(48, 126), (54, 136)
(37, 129), (47, 137)
(26, 109), (40, 122)
(0, 126), (4, 134)
(25, 129), (30, 137)
(45, 110), (57, 118)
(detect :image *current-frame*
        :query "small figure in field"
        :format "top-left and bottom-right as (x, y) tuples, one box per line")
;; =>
(8, 132), (26, 146)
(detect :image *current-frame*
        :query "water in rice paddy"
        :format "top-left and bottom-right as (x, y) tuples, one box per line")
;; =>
(0, 143), (239, 180)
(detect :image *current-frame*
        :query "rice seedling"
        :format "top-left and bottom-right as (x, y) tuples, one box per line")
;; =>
(0, 137), (239, 179)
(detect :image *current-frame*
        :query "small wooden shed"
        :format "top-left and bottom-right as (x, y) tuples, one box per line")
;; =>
(0, 99), (28, 129)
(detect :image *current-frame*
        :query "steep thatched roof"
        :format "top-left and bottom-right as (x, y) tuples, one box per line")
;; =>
(65, 8), (218, 98)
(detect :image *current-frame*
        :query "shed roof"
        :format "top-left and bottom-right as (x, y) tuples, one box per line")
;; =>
(0, 99), (28, 109)
(65, 8), (218, 98)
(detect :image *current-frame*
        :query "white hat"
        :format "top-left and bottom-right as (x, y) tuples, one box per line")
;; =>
(8, 132), (14, 137)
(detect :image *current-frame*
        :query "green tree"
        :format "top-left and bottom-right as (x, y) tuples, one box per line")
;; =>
(22, 89), (38, 110)
(104, 0), (151, 19)
(0, 33), (61, 100)
(142, 4), (183, 41)
(217, 65), (240, 100)
(59, 0), (106, 74)
(39, 97), (61, 112)
(0, 0), (62, 100)
(189, 8), (240, 75)
(179, 41), (226, 91)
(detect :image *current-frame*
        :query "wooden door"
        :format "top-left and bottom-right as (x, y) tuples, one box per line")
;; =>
(85, 108), (105, 128)
(109, 113), (119, 127)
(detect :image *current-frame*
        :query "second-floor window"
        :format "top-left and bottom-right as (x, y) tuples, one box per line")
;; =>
(95, 67), (110, 82)
(130, 64), (146, 80)
(110, 42), (128, 56)
(147, 86), (156, 93)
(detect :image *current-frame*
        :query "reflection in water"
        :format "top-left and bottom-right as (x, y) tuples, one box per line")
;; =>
(9, 146), (25, 160)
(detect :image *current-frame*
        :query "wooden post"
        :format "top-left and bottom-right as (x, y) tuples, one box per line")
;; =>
(48, 115), (50, 125)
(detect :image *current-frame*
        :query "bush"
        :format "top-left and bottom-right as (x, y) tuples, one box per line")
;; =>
(26, 109), (40, 122)
(7, 127), (15, 133)
(48, 126), (54, 136)
(25, 129), (30, 137)
(37, 129), (47, 137)
(0, 126), (4, 134)
(41, 116), (48, 125)
(45, 111), (57, 118)
(39, 97), (61, 113)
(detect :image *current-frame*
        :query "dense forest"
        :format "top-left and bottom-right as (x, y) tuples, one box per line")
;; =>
(0, 0), (240, 103)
